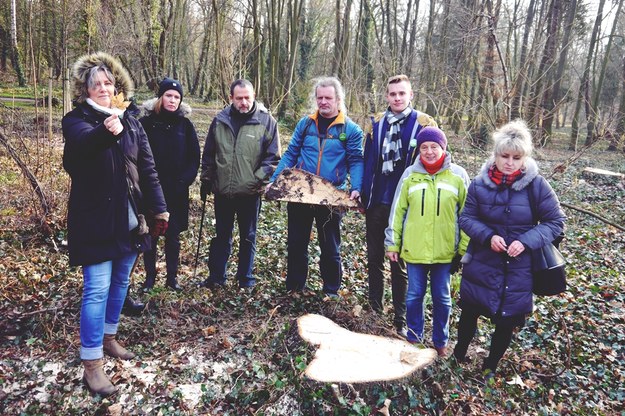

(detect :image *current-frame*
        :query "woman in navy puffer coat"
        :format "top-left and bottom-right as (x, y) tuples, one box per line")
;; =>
(452, 120), (565, 379)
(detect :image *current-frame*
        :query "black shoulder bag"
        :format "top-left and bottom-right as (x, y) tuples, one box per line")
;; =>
(528, 179), (567, 296)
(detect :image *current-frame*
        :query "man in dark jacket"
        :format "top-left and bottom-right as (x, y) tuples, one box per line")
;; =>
(199, 79), (281, 289)
(361, 74), (436, 337)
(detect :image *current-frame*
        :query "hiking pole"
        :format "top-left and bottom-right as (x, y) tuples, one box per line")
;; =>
(193, 198), (207, 279)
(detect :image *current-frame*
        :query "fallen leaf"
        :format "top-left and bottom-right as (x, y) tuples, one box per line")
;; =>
(202, 326), (217, 336)
(107, 403), (123, 416)
(378, 398), (391, 415)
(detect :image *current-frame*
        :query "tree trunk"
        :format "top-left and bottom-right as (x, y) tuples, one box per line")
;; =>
(570, 0), (606, 150)
(527, 0), (561, 143)
(10, 0), (26, 86)
(510, 0), (536, 119)
(586, 0), (623, 145)
(609, 56), (625, 152)
(542, 0), (577, 140)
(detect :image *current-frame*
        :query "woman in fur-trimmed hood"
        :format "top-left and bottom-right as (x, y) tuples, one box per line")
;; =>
(71, 51), (134, 104)
(452, 120), (565, 380)
(139, 77), (200, 292)
(62, 51), (168, 397)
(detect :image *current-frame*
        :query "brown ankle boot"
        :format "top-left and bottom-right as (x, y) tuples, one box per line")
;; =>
(82, 358), (117, 397)
(103, 334), (135, 360)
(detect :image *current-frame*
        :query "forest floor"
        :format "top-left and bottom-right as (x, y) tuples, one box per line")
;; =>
(1, 103), (624, 415)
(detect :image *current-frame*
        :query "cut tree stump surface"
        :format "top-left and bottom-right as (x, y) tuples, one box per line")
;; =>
(297, 314), (437, 383)
(265, 168), (362, 209)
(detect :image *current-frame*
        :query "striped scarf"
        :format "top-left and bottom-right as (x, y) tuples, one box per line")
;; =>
(381, 106), (412, 174)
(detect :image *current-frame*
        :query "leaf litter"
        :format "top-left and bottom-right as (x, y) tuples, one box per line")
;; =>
(1, 117), (624, 414)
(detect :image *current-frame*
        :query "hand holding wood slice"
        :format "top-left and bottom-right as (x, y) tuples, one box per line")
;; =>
(265, 168), (362, 209)
(297, 314), (437, 383)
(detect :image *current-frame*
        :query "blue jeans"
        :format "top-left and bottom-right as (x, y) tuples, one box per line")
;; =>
(208, 194), (261, 287)
(286, 203), (343, 295)
(80, 251), (137, 360)
(405, 263), (452, 348)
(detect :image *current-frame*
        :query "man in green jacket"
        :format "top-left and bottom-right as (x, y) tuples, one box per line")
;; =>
(199, 79), (281, 289)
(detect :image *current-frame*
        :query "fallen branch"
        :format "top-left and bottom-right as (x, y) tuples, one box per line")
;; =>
(561, 202), (625, 232)
(546, 140), (602, 179)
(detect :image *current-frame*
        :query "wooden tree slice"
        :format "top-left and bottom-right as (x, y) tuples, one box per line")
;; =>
(297, 314), (437, 383)
(265, 168), (362, 209)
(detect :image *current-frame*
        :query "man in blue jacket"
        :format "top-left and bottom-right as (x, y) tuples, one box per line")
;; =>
(269, 77), (364, 297)
(361, 74), (436, 337)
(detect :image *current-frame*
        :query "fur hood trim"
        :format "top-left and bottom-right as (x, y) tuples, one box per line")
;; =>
(477, 156), (540, 191)
(141, 97), (192, 117)
(72, 52), (134, 103)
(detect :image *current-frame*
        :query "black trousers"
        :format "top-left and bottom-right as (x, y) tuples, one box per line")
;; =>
(365, 204), (407, 328)
(453, 307), (518, 372)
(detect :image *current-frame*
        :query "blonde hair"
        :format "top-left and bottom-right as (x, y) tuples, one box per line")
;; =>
(492, 119), (533, 158)
(386, 74), (412, 92)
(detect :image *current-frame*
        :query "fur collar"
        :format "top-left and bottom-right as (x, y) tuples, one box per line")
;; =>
(141, 97), (192, 117)
(477, 156), (539, 191)
(72, 52), (134, 104)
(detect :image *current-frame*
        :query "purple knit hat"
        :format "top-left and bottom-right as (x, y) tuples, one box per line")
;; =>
(416, 126), (447, 151)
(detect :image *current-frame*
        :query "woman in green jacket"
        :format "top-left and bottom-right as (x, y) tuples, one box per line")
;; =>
(385, 126), (469, 356)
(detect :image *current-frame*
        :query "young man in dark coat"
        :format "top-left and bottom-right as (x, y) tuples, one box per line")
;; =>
(361, 74), (437, 337)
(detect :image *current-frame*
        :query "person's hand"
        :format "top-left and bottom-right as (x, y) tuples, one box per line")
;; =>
(350, 190), (360, 201)
(506, 240), (525, 257)
(490, 235), (507, 253)
(386, 251), (399, 262)
(265, 182), (274, 194)
(149, 218), (168, 238)
(104, 114), (124, 136)
(200, 181), (212, 202)
(450, 254), (462, 274)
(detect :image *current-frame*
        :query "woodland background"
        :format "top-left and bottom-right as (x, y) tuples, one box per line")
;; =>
(2, 0), (625, 148)
(1, 0), (625, 415)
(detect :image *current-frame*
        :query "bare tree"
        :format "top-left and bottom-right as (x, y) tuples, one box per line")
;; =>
(570, 0), (606, 150)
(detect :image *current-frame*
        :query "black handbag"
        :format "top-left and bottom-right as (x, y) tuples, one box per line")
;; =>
(527, 179), (567, 296)
(531, 242), (566, 296)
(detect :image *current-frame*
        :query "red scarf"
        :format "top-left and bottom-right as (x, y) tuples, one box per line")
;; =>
(488, 164), (523, 187)
(421, 154), (445, 175)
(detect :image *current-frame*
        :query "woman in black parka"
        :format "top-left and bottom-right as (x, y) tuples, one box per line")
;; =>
(140, 78), (200, 291)
(453, 120), (565, 381)
(62, 52), (168, 396)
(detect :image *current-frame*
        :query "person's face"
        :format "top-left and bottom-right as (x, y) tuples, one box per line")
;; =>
(231, 85), (255, 113)
(88, 70), (115, 108)
(316, 86), (340, 118)
(162, 89), (181, 112)
(386, 81), (413, 114)
(419, 141), (444, 164)
(495, 150), (525, 174)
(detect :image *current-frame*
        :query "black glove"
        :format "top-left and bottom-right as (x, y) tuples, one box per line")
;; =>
(450, 254), (462, 274)
(200, 181), (212, 202)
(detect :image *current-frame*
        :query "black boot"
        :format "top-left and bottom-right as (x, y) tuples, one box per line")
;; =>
(165, 276), (182, 292)
(142, 275), (156, 292)
(121, 295), (145, 316)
